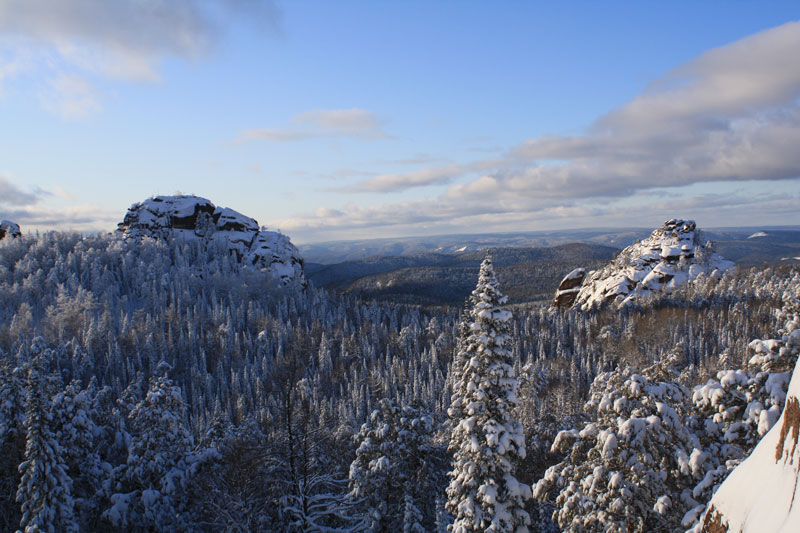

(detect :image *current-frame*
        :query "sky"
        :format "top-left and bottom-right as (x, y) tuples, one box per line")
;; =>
(1, 1), (799, 244)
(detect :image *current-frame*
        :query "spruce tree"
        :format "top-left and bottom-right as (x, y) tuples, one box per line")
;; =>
(16, 359), (77, 533)
(446, 254), (531, 532)
(105, 371), (194, 530)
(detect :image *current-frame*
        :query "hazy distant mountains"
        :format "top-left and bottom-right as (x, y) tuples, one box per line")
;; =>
(303, 225), (800, 306)
(307, 243), (617, 305)
(299, 226), (800, 265)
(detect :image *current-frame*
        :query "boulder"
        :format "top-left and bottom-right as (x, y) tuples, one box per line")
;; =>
(0, 220), (21, 241)
(552, 268), (586, 307)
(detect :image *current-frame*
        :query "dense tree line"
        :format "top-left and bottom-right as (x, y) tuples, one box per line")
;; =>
(0, 232), (798, 531)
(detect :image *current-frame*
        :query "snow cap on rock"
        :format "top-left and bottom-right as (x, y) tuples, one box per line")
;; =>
(556, 219), (733, 310)
(117, 195), (306, 288)
(0, 220), (21, 241)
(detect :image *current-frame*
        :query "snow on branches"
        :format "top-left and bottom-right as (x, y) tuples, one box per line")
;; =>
(447, 254), (531, 532)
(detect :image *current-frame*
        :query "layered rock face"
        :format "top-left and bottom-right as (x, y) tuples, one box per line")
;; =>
(560, 219), (733, 310)
(117, 195), (306, 288)
(552, 268), (586, 307)
(0, 220), (21, 241)
(701, 305), (800, 532)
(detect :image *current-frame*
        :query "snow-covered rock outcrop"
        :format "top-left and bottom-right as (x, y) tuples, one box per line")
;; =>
(701, 302), (800, 532)
(552, 268), (586, 307)
(565, 219), (733, 310)
(0, 220), (21, 241)
(117, 195), (305, 288)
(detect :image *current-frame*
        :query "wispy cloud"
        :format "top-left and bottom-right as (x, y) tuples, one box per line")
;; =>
(235, 108), (390, 143)
(0, 174), (45, 206)
(1, 203), (120, 232)
(348, 164), (464, 192)
(0, 175), (118, 232)
(0, 0), (281, 115)
(275, 21), (800, 240)
(383, 153), (447, 166)
(236, 129), (315, 143)
(39, 73), (101, 117)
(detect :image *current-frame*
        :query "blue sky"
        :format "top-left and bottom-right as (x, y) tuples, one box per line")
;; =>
(1, 1), (799, 243)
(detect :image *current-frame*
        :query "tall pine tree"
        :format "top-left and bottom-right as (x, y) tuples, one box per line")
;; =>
(446, 254), (531, 532)
(16, 356), (78, 533)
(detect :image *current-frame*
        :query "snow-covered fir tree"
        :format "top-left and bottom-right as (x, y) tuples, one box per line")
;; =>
(403, 491), (425, 533)
(446, 254), (531, 532)
(533, 351), (704, 532)
(105, 367), (195, 530)
(16, 354), (78, 533)
(49, 379), (111, 529)
(0, 360), (26, 531)
(349, 399), (435, 531)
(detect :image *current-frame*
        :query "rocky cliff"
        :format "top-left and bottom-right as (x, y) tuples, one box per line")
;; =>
(117, 195), (306, 288)
(556, 219), (733, 309)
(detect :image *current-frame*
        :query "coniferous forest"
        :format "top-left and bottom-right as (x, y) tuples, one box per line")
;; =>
(0, 230), (798, 532)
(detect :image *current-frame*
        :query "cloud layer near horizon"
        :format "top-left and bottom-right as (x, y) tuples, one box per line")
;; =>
(0, 174), (117, 231)
(277, 21), (800, 241)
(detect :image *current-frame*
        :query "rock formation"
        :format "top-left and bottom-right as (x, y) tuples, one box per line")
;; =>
(557, 219), (733, 310)
(552, 268), (586, 307)
(117, 195), (306, 288)
(0, 220), (21, 241)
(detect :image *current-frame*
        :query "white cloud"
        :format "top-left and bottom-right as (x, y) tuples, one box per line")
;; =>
(236, 128), (315, 143)
(0, 0), (280, 115)
(506, 21), (800, 199)
(0, 174), (43, 206)
(39, 73), (101, 117)
(275, 21), (800, 241)
(352, 165), (464, 192)
(1, 203), (120, 232)
(235, 108), (389, 143)
(294, 108), (387, 138)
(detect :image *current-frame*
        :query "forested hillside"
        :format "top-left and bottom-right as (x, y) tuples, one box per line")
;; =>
(0, 231), (798, 531)
(307, 243), (617, 305)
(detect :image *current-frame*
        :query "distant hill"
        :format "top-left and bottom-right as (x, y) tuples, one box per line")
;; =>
(299, 225), (800, 265)
(299, 229), (649, 264)
(709, 230), (800, 266)
(304, 226), (800, 306)
(308, 243), (618, 305)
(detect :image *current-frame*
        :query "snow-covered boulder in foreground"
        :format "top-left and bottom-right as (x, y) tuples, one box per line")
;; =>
(568, 219), (733, 310)
(0, 220), (21, 241)
(117, 195), (305, 288)
(701, 306), (800, 533)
